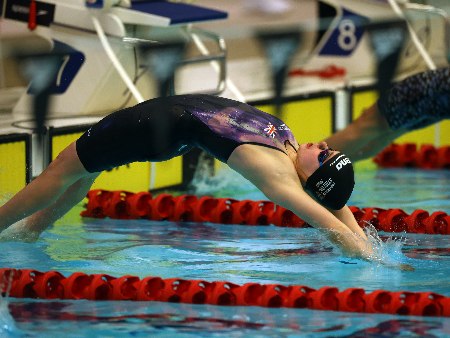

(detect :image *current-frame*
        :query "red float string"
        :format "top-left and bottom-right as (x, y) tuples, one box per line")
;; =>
(80, 190), (450, 235)
(0, 268), (448, 317)
(374, 143), (450, 169)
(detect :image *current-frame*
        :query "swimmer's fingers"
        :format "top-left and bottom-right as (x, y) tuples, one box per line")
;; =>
(399, 264), (415, 271)
(380, 262), (415, 271)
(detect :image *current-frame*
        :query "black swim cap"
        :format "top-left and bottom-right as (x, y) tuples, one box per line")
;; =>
(304, 153), (355, 210)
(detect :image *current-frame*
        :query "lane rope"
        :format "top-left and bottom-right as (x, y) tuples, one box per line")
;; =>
(81, 190), (450, 235)
(1, 268), (448, 317)
(374, 143), (450, 169)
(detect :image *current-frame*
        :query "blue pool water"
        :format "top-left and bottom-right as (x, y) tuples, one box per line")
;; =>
(0, 166), (449, 337)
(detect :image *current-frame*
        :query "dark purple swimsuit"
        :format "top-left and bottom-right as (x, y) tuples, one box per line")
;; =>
(76, 94), (296, 173)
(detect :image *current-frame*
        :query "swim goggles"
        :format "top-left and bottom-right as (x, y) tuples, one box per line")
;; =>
(318, 148), (333, 166)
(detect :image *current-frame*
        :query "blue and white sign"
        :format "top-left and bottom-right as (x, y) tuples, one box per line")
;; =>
(319, 8), (369, 57)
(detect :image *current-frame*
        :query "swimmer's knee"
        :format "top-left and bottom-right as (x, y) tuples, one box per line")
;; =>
(53, 142), (77, 162)
(45, 142), (89, 181)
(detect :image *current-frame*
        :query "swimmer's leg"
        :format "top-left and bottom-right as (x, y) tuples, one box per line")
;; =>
(324, 103), (392, 160)
(326, 67), (450, 161)
(0, 173), (99, 242)
(378, 67), (450, 131)
(351, 128), (405, 160)
(0, 142), (91, 234)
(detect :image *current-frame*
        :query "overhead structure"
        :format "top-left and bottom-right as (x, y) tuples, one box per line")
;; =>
(1, 0), (228, 119)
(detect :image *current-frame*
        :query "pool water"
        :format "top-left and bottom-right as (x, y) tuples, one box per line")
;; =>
(0, 166), (449, 337)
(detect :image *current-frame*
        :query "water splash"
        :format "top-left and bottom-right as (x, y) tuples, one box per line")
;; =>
(190, 156), (256, 197)
(0, 297), (18, 337)
(362, 223), (414, 270)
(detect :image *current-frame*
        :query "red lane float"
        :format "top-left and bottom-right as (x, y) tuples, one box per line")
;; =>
(0, 268), (448, 317)
(81, 190), (450, 235)
(374, 143), (450, 169)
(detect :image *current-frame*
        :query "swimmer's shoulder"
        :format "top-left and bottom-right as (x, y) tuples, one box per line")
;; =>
(228, 144), (296, 181)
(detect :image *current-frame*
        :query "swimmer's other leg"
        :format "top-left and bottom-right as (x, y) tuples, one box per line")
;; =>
(0, 142), (91, 234)
(378, 67), (450, 131)
(350, 127), (405, 160)
(324, 104), (396, 160)
(325, 67), (450, 161)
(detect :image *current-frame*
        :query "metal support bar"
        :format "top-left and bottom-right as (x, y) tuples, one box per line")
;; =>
(182, 27), (227, 96)
(122, 27), (227, 96)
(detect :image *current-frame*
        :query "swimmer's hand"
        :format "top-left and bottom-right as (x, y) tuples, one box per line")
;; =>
(378, 261), (415, 271)
(399, 264), (415, 271)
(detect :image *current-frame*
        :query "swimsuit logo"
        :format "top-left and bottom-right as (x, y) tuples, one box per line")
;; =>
(264, 123), (277, 138)
(278, 124), (290, 131)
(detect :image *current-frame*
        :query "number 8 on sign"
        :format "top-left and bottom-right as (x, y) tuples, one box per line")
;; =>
(338, 19), (357, 51)
(318, 8), (368, 57)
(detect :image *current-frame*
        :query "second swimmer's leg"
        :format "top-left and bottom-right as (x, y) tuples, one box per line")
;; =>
(324, 103), (390, 160)
(355, 67), (450, 159)
(378, 67), (450, 130)
(326, 67), (450, 161)
(351, 128), (405, 160)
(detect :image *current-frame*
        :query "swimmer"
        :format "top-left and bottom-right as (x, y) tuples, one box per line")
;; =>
(0, 94), (374, 261)
(325, 67), (450, 160)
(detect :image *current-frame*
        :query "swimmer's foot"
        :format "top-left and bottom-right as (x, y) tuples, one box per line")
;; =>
(0, 221), (40, 243)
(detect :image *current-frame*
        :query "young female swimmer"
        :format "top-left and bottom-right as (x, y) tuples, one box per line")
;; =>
(0, 94), (411, 268)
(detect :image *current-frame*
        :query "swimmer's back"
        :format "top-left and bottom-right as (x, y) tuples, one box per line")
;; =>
(76, 94), (296, 172)
(173, 94), (297, 156)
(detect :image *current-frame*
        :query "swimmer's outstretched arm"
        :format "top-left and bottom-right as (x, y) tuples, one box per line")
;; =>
(260, 181), (374, 259)
(329, 206), (367, 240)
(266, 185), (414, 270)
(228, 145), (373, 259)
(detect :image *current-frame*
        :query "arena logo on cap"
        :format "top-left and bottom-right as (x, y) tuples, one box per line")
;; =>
(329, 154), (351, 170)
(336, 157), (351, 171)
